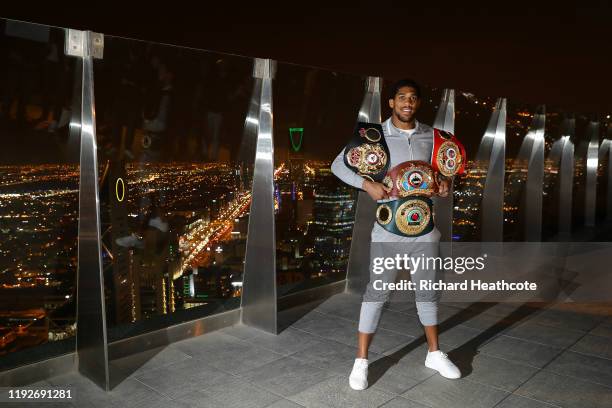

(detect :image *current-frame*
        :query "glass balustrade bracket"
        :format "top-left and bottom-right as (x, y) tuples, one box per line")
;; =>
(346, 76), (382, 294)
(241, 58), (278, 334)
(65, 29), (104, 59)
(432, 89), (456, 248)
(480, 98), (507, 243)
(65, 29), (111, 391)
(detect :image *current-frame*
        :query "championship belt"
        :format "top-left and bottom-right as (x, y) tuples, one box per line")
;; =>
(382, 160), (439, 198)
(431, 128), (467, 177)
(376, 196), (434, 237)
(343, 122), (390, 182)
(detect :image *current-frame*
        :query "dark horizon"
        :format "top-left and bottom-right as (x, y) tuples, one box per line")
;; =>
(3, 2), (612, 115)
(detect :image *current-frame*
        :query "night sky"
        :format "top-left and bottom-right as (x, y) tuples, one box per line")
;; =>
(3, 2), (612, 115)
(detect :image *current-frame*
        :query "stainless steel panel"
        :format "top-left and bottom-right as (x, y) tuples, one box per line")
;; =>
(108, 309), (240, 361)
(0, 353), (76, 387)
(278, 280), (345, 311)
(432, 89), (455, 245)
(584, 121), (600, 226)
(346, 77), (381, 294)
(241, 59), (277, 334)
(1, 308), (240, 388)
(73, 31), (110, 391)
(480, 98), (507, 242)
(357, 77), (381, 123)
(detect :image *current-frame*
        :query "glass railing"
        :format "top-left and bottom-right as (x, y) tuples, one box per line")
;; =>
(273, 62), (363, 297)
(452, 90), (495, 242)
(94, 35), (254, 341)
(1, 16), (611, 377)
(0, 18), (81, 370)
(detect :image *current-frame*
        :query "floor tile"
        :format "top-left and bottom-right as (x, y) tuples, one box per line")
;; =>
(402, 375), (509, 408)
(173, 332), (285, 374)
(589, 322), (612, 339)
(527, 308), (602, 332)
(238, 356), (335, 397)
(495, 394), (562, 408)
(247, 328), (324, 356)
(437, 324), (485, 348)
(219, 324), (268, 340)
(545, 350), (612, 387)
(379, 396), (432, 407)
(502, 321), (585, 349)
(453, 353), (539, 392)
(289, 375), (395, 408)
(367, 356), (423, 395)
(264, 399), (305, 408)
(515, 371), (612, 408)
(290, 338), (375, 376)
(570, 334), (612, 360)
(134, 358), (234, 398)
(177, 376), (281, 408)
(382, 343), (442, 382)
(478, 335), (561, 368)
(110, 345), (192, 377)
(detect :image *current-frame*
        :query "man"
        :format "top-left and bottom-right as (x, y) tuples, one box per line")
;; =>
(331, 79), (461, 390)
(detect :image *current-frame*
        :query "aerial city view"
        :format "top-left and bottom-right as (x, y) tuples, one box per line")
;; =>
(1, 19), (608, 365)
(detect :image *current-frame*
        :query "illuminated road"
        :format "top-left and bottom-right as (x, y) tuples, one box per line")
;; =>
(178, 191), (251, 275)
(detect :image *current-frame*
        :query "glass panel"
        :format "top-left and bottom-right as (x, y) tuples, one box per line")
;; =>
(542, 108), (564, 241)
(0, 19), (80, 370)
(571, 114), (590, 233)
(94, 36), (254, 341)
(503, 101), (540, 241)
(596, 121), (610, 228)
(273, 63), (363, 297)
(452, 91), (495, 241)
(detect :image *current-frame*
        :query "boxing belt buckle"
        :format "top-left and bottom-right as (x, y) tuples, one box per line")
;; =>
(343, 122), (390, 182)
(376, 196), (434, 237)
(382, 160), (439, 198)
(431, 128), (467, 177)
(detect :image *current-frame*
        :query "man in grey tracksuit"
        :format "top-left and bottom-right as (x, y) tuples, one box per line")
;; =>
(331, 79), (461, 390)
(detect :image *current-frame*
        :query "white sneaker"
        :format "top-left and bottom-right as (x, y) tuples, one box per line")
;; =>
(425, 350), (461, 379)
(349, 358), (369, 390)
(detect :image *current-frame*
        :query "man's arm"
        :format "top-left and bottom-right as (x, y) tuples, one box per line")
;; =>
(330, 149), (366, 190)
(331, 149), (389, 200)
(437, 174), (452, 197)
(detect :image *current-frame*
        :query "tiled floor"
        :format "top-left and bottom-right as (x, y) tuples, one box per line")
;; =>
(18, 294), (612, 408)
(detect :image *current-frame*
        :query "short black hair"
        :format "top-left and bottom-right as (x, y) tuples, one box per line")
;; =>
(389, 79), (422, 100)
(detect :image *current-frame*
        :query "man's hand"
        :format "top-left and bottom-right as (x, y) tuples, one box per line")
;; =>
(362, 179), (389, 201)
(437, 177), (450, 197)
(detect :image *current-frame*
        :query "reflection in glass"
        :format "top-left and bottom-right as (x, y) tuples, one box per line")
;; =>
(274, 64), (363, 296)
(94, 37), (254, 338)
(502, 102), (538, 241)
(596, 126), (611, 225)
(0, 19), (80, 369)
(542, 109), (565, 241)
(452, 92), (496, 241)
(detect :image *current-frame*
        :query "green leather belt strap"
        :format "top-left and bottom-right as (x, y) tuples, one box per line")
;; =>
(376, 196), (434, 237)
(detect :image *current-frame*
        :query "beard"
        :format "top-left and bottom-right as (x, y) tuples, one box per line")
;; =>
(394, 109), (414, 123)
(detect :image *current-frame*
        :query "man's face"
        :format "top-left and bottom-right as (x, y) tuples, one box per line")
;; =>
(389, 86), (421, 123)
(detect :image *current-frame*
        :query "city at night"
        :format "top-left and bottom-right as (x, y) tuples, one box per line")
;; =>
(1, 5), (612, 408)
